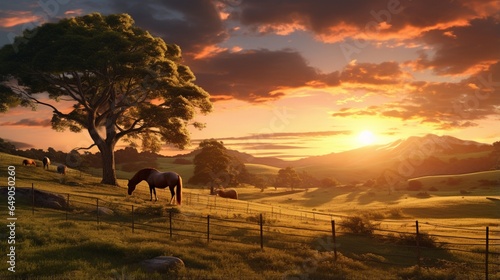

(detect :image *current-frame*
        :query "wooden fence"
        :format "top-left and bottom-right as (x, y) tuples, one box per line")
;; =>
(24, 184), (500, 279)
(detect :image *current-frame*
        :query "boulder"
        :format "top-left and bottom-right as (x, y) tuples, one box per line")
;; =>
(140, 256), (184, 273)
(96, 206), (114, 216)
(0, 187), (67, 210)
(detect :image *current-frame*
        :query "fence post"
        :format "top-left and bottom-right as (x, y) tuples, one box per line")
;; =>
(207, 215), (210, 243)
(260, 213), (264, 250)
(331, 220), (337, 261)
(132, 205), (135, 233)
(415, 220), (420, 267)
(66, 194), (70, 221)
(96, 198), (99, 226)
(169, 209), (173, 239)
(486, 226), (489, 280)
(31, 183), (35, 215)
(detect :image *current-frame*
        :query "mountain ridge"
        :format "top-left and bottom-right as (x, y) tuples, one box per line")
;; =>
(225, 134), (496, 182)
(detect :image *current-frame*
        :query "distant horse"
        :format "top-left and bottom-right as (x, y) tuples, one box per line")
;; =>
(57, 164), (67, 175)
(216, 188), (238, 200)
(42, 157), (50, 170)
(22, 159), (36, 166)
(127, 168), (182, 205)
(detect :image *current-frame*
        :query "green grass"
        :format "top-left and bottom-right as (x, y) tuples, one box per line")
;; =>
(0, 152), (499, 279)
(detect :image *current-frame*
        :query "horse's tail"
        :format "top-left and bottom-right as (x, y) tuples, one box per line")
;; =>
(176, 175), (182, 205)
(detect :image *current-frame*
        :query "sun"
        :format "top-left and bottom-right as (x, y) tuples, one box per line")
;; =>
(357, 130), (376, 146)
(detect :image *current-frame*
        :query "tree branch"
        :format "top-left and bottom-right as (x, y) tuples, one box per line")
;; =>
(73, 143), (97, 151)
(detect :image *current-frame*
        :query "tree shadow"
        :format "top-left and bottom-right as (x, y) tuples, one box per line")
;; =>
(239, 189), (303, 201)
(356, 191), (405, 206)
(300, 187), (351, 208)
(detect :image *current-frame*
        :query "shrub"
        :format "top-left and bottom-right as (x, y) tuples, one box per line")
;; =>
(387, 208), (405, 218)
(416, 192), (430, 198)
(428, 186), (438, 191)
(384, 231), (439, 249)
(340, 215), (378, 235)
(134, 204), (165, 216)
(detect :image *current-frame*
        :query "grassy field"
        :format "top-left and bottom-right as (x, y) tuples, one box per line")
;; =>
(0, 152), (499, 279)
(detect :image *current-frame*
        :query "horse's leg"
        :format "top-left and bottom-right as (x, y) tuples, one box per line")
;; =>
(149, 185), (157, 201)
(169, 186), (175, 205)
(153, 187), (158, 201)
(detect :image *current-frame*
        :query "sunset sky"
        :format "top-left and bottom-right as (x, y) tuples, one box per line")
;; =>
(0, 0), (499, 160)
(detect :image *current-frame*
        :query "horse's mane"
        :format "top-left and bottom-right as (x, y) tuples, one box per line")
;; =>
(129, 168), (158, 184)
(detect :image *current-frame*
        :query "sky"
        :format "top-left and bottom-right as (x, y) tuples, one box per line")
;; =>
(0, 0), (499, 160)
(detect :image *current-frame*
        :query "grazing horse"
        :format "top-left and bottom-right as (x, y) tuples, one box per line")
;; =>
(42, 157), (50, 170)
(216, 188), (238, 200)
(127, 168), (182, 205)
(57, 164), (67, 175)
(22, 159), (36, 166)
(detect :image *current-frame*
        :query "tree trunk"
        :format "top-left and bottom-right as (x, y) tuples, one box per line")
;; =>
(99, 142), (118, 186)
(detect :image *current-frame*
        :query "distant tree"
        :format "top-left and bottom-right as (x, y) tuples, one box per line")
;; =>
(320, 177), (339, 188)
(0, 13), (212, 185)
(115, 147), (140, 164)
(298, 170), (319, 190)
(189, 139), (246, 193)
(252, 175), (267, 192)
(0, 138), (16, 154)
(275, 167), (301, 191)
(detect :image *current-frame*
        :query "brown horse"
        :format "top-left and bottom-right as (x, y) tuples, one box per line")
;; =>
(42, 157), (50, 170)
(216, 189), (238, 200)
(127, 168), (182, 205)
(22, 159), (36, 166)
(57, 164), (67, 175)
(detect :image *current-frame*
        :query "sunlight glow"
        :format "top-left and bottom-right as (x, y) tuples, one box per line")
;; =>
(358, 130), (376, 146)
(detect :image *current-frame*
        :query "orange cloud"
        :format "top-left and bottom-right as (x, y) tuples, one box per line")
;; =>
(332, 62), (500, 130)
(0, 11), (42, 28)
(0, 118), (51, 127)
(194, 45), (227, 59)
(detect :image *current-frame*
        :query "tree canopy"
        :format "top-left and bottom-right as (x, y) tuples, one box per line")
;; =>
(275, 166), (301, 191)
(189, 139), (247, 193)
(0, 13), (212, 185)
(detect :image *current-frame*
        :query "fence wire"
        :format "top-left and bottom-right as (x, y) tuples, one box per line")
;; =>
(23, 186), (500, 277)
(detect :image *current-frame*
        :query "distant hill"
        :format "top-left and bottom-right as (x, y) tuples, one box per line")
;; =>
(292, 134), (494, 182)
(173, 134), (496, 183)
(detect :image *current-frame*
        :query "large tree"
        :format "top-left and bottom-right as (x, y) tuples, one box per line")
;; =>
(0, 13), (212, 185)
(189, 139), (245, 193)
(275, 166), (301, 191)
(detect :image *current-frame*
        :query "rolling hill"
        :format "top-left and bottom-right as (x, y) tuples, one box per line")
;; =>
(189, 134), (496, 183)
